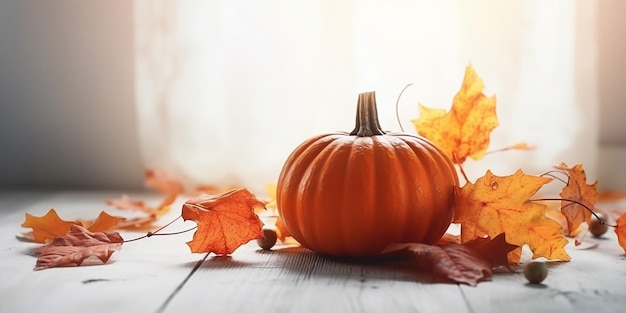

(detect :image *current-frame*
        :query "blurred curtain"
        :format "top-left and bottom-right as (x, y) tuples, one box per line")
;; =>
(134, 0), (597, 194)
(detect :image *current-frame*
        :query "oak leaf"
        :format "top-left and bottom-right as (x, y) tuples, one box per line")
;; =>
(181, 188), (265, 254)
(454, 170), (570, 263)
(412, 64), (498, 163)
(34, 225), (123, 270)
(381, 242), (492, 286)
(555, 163), (598, 236)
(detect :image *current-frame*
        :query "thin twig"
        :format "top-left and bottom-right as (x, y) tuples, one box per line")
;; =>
(395, 83), (414, 132)
(531, 198), (617, 228)
(123, 215), (184, 243)
(453, 154), (470, 184)
(539, 170), (569, 185)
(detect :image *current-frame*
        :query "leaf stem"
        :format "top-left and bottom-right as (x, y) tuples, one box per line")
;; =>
(123, 215), (194, 243)
(539, 170), (569, 185)
(531, 198), (617, 228)
(395, 83), (413, 132)
(453, 153), (470, 184)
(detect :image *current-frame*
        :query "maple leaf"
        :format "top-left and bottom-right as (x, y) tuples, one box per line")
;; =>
(263, 183), (278, 214)
(144, 168), (184, 195)
(616, 212), (626, 253)
(106, 193), (175, 217)
(79, 211), (126, 233)
(34, 225), (123, 270)
(21, 209), (80, 243)
(462, 233), (519, 269)
(275, 214), (300, 245)
(381, 242), (492, 286)
(555, 162), (598, 236)
(454, 170), (570, 263)
(181, 188), (265, 255)
(411, 64), (498, 164)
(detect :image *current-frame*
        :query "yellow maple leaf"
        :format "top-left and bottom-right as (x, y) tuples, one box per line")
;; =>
(412, 64), (498, 164)
(454, 170), (570, 263)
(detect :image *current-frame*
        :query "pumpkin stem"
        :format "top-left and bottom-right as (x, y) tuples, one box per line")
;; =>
(350, 91), (386, 136)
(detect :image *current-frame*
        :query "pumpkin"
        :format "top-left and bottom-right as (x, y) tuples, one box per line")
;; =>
(276, 91), (459, 257)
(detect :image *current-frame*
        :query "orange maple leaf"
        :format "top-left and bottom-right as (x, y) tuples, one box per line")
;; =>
(21, 209), (80, 243)
(34, 225), (123, 270)
(181, 188), (265, 255)
(454, 170), (570, 263)
(78, 211), (126, 233)
(616, 212), (626, 253)
(106, 193), (175, 217)
(412, 64), (498, 164)
(555, 162), (598, 236)
(144, 168), (185, 195)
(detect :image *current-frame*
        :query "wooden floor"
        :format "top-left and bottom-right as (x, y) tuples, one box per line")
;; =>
(1, 190), (625, 313)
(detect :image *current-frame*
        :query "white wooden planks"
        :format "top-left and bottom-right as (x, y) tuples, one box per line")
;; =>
(1, 191), (625, 313)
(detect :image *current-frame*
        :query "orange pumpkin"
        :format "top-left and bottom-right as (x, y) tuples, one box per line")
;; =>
(276, 91), (458, 257)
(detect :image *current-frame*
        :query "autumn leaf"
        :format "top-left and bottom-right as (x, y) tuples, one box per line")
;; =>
(274, 214), (300, 245)
(462, 233), (519, 269)
(381, 242), (492, 286)
(181, 188), (265, 255)
(555, 162), (598, 236)
(412, 64), (498, 164)
(106, 193), (175, 217)
(34, 225), (123, 270)
(144, 168), (184, 195)
(615, 212), (626, 253)
(263, 183), (278, 214)
(21, 209), (80, 243)
(191, 184), (230, 196)
(454, 170), (570, 263)
(78, 211), (126, 233)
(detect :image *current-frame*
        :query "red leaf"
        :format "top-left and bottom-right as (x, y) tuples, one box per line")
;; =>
(381, 242), (492, 286)
(181, 188), (265, 255)
(463, 233), (519, 270)
(34, 225), (123, 270)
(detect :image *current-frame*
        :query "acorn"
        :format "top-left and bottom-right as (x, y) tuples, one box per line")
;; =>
(524, 261), (548, 284)
(588, 213), (609, 238)
(257, 228), (277, 250)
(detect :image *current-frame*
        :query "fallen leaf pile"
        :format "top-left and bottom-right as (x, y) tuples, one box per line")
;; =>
(381, 233), (516, 286)
(17, 64), (626, 286)
(21, 170), (265, 270)
(453, 170), (569, 263)
(413, 64), (626, 265)
(21, 170), (179, 244)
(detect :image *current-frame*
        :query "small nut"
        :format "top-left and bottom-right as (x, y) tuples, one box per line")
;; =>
(257, 228), (277, 250)
(524, 261), (548, 284)
(588, 213), (609, 237)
